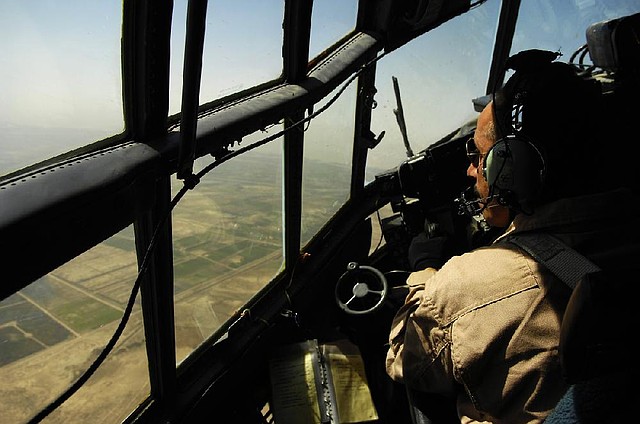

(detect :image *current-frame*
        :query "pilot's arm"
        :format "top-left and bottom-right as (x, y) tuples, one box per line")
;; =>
(385, 267), (458, 396)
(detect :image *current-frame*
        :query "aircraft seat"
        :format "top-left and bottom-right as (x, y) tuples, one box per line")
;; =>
(545, 269), (639, 423)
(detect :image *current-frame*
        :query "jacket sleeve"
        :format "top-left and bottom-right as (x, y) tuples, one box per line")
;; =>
(385, 267), (457, 395)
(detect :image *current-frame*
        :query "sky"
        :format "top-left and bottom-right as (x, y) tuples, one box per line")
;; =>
(0, 1), (122, 130)
(1, 0), (639, 176)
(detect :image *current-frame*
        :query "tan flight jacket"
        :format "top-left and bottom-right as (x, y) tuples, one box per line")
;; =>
(385, 188), (640, 423)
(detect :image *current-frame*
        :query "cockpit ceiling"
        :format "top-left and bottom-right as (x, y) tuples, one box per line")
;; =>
(358, 0), (474, 51)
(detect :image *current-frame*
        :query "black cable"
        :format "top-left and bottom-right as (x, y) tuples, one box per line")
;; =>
(578, 47), (590, 67)
(194, 50), (390, 179)
(569, 44), (588, 65)
(27, 186), (188, 424)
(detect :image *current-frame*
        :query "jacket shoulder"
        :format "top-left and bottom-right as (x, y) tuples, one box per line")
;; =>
(419, 246), (541, 325)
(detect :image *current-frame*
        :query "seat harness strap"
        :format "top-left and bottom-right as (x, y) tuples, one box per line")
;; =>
(505, 233), (601, 289)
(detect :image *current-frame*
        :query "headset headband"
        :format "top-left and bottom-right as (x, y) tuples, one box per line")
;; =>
(493, 49), (561, 140)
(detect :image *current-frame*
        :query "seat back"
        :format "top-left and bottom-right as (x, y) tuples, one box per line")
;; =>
(545, 270), (639, 423)
(559, 270), (636, 383)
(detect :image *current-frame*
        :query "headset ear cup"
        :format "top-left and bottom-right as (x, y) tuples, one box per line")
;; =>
(483, 139), (509, 188)
(483, 135), (545, 207)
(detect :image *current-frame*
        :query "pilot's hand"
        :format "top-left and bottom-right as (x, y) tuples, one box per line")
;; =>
(408, 232), (448, 271)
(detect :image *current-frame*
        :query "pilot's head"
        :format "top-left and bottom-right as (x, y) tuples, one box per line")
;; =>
(467, 49), (604, 228)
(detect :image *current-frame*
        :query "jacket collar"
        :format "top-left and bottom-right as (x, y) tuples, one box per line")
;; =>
(495, 188), (636, 242)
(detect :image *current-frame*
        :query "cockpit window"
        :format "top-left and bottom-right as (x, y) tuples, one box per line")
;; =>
(301, 83), (357, 246)
(309, 0), (358, 60)
(0, 0), (124, 178)
(172, 128), (285, 363)
(169, 0), (285, 115)
(366, 1), (501, 178)
(510, 0), (640, 60)
(0, 226), (147, 423)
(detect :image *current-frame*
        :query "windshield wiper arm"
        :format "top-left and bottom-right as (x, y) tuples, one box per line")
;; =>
(392, 76), (415, 158)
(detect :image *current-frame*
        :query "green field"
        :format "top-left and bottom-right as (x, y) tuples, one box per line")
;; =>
(0, 153), (354, 367)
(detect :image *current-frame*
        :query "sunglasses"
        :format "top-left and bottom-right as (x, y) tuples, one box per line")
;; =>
(465, 137), (482, 167)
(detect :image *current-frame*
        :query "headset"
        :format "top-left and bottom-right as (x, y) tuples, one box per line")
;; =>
(456, 49), (603, 217)
(483, 50), (556, 212)
(482, 134), (546, 210)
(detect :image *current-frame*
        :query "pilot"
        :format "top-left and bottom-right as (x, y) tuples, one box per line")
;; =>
(385, 49), (640, 423)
